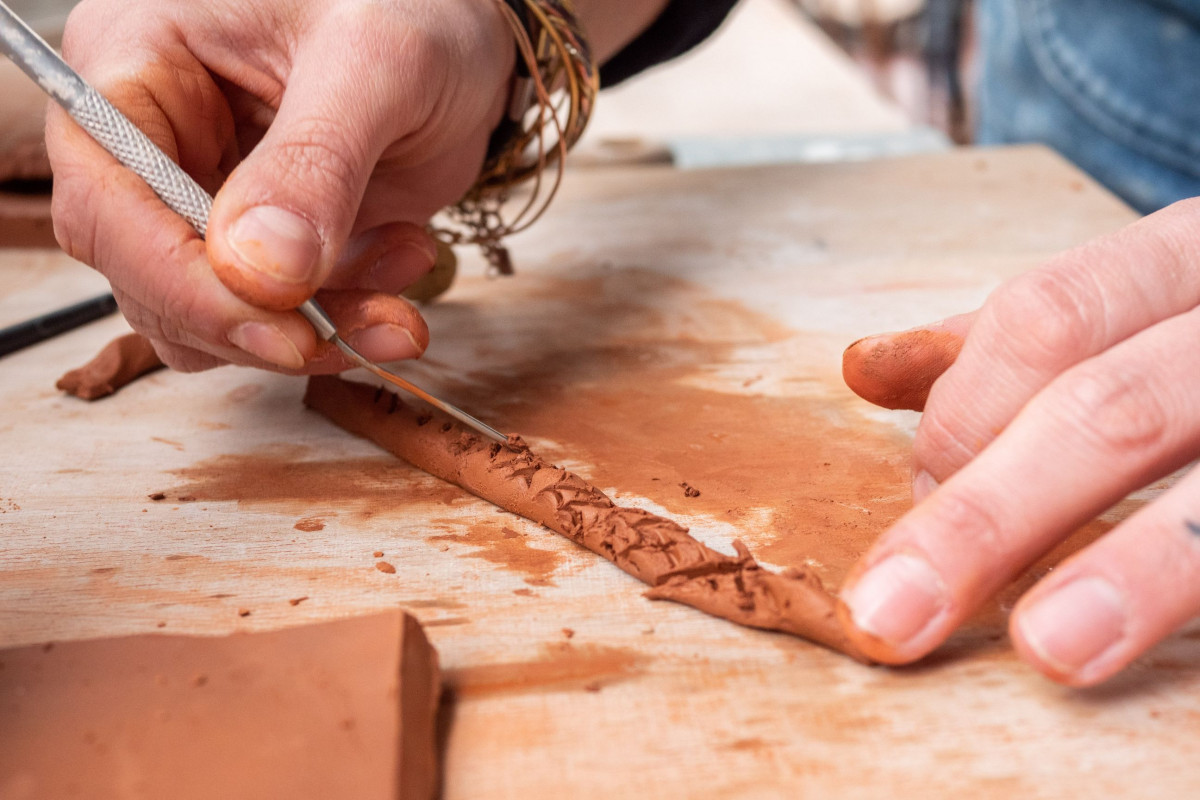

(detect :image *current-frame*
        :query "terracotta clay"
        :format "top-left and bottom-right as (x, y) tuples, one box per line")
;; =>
(842, 328), (963, 411)
(0, 610), (440, 800)
(56, 332), (165, 400)
(305, 376), (869, 662)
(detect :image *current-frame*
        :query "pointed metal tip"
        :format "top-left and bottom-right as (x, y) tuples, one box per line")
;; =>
(327, 334), (509, 445)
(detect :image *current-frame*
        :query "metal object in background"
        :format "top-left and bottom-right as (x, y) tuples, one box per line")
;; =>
(0, 1), (507, 443)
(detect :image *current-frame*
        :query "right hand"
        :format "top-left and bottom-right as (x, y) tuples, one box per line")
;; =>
(46, 0), (515, 372)
(839, 198), (1200, 686)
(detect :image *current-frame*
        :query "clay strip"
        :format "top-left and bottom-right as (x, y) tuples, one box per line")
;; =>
(56, 332), (164, 400)
(305, 376), (868, 662)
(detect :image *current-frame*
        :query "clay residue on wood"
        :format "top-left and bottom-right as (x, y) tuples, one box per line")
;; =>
(162, 448), (468, 513)
(427, 522), (564, 586)
(305, 376), (869, 662)
(445, 642), (644, 698)
(56, 332), (164, 400)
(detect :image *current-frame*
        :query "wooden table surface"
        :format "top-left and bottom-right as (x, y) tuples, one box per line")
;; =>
(3, 146), (1198, 799)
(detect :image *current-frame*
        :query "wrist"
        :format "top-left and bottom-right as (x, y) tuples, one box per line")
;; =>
(437, 0), (599, 275)
(571, 0), (671, 62)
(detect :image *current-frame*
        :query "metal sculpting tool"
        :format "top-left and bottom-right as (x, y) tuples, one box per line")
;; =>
(0, 1), (507, 444)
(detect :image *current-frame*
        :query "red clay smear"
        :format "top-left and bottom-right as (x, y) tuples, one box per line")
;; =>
(427, 522), (564, 586)
(445, 642), (644, 697)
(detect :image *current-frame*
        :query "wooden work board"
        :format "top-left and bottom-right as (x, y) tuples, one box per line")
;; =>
(2, 145), (1198, 798)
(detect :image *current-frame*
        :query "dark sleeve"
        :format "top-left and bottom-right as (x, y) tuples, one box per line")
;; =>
(599, 0), (741, 87)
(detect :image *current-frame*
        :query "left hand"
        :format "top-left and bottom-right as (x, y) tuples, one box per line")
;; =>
(837, 196), (1200, 686)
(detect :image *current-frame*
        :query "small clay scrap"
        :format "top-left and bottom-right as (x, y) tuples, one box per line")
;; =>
(305, 376), (869, 662)
(0, 610), (441, 799)
(56, 332), (164, 400)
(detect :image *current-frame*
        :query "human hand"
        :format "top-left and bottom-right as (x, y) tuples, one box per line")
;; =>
(838, 197), (1200, 686)
(45, 0), (514, 372)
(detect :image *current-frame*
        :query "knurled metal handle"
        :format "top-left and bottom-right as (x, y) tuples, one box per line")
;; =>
(70, 86), (214, 236)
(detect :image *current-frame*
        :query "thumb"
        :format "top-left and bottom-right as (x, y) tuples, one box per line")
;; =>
(206, 21), (420, 311)
(841, 312), (976, 412)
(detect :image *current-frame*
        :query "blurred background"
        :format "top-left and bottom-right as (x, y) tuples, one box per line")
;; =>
(0, 0), (975, 240)
(577, 0), (970, 170)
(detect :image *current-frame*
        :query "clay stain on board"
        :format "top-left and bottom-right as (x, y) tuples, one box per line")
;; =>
(400, 598), (467, 611)
(162, 451), (469, 515)
(446, 643), (644, 698)
(421, 617), (471, 628)
(427, 522), (563, 585)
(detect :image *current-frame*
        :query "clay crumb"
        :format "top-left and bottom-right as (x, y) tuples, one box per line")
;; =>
(375, 561), (397, 574)
(156, 621), (167, 628)
(288, 596), (309, 606)
(177, 495), (196, 502)
(148, 492), (166, 501)
(680, 482), (701, 498)
(562, 628), (575, 639)
(237, 608), (251, 617)
(583, 681), (602, 693)
(373, 551), (384, 558)
(513, 588), (536, 597)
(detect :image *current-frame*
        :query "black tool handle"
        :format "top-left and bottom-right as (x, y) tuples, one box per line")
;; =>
(0, 292), (118, 358)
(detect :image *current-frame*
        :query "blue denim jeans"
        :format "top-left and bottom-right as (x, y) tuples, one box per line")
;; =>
(976, 0), (1200, 213)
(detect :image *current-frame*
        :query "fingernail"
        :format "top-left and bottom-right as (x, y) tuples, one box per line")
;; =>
(228, 322), (306, 369)
(369, 242), (436, 292)
(1017, 577), (1126, 676)
(227, 206), (322, 284)
(913, 470), (939, 503)
(349, 324), (423, 362)
(844, 553), (947, 645)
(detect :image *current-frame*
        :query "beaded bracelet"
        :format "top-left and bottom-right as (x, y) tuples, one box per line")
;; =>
(435, 0), (599, 275)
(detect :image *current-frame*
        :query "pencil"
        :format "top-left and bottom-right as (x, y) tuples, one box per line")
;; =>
(0, 292), (118, 358)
